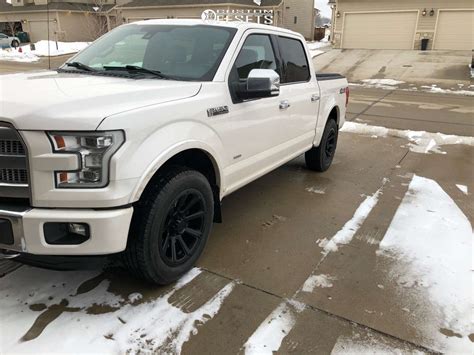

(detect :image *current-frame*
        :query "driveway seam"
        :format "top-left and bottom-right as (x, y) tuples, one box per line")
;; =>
(200, 267), (437, 354)
(349, 90), (395, 121)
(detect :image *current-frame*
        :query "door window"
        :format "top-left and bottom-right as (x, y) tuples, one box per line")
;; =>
(234, 34), (278, 80)
(278, 36), (310, 84)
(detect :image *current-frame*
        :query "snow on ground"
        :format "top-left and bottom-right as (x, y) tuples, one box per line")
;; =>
(341, 122), (474, 154)
(456, 184), (468, 195)
(306, 186), (326, 194)
(302, 274), (336, 292)
(0, 40), (89, 62)
(331, 331), (425, 354)
(351, 80), (474, 97)
(320, 180), (386, 256)
(0, 267), (234, 354)
(244, 300), (305, 355)
(0, 48), (39, 62)
(377, 175), (473, 353)
(307, 40), (330, 58)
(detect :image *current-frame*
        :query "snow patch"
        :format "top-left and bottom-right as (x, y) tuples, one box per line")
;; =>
(0, 41), (89, 62)
(362, 79), (405, 86)
(0, 267), (235, 354)
(306, 186), (326, 194)
(455, 184), (468, 195)
(306, 40), (330, 58)
(321, 180), (386, 256)
(331, 332), (424, 354)
(302, 274), (335, 292)
(341, 122), (474, 154)
(378, 175), (473, 353)
(244, 300), (305, 355)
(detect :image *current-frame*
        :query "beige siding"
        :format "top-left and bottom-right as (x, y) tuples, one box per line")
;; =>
(334, 0), (474, 50)
(58, 12), (100, 42)
(434, 10), (474, 50)
(282, 0), (315, 39)
(342, 11), (417, 49)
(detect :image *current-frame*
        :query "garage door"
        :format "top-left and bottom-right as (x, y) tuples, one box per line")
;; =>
(342, 12), (417, 49)
(434, 10), (474, 50)
(28, 21), (57, 43)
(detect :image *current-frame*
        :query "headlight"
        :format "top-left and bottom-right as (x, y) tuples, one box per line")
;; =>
(47, 131), (125, 188)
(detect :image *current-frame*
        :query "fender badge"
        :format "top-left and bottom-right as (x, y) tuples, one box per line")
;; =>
(207, 106), (229, 117)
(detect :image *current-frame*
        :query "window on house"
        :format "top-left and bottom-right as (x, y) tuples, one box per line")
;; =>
(294, 16), (298, 24)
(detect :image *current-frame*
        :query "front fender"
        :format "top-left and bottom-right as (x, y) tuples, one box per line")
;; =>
(126, 121), (226, 203)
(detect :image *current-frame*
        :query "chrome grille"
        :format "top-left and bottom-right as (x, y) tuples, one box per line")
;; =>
(0, 124), (29, 199)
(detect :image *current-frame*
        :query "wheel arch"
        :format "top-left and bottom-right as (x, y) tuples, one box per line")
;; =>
(131, 144), (224, 222)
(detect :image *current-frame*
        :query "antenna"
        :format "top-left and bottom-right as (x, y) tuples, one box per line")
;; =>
(47, 0), (51, 69)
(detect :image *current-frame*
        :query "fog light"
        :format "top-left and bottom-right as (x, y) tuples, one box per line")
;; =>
(44, 222), (90, 245)
(68, 223), (88, 237)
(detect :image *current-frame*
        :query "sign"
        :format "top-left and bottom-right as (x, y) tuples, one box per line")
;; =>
(201, 9), (274, 25)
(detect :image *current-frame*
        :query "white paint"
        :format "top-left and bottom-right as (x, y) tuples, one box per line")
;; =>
(322, 181), (386, 256)
(244, 300), (305, 355)
(302, 274), (335, 292)
(1, 267), (235, 354)
(455, 184), (468, 195)
(378, 175), (473, 353)
(341, 122), (474, 154)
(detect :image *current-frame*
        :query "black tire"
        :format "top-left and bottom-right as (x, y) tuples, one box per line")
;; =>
(123, 166), (214, 285)
(305, 119), (338, 172)
(11, 40), (19, 48)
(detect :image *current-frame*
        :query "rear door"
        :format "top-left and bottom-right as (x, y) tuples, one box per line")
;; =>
(276, 35), (320, 146)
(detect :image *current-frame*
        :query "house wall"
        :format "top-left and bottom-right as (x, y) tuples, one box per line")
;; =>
(0, 11), (57, 42)
(282, 0), (315, 39)
(333, 0), (473, 50)
(58, 12), (100, 41)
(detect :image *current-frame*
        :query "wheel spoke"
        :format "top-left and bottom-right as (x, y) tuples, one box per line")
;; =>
(171, 238), (178, 262)
(183, 195), (200, 213)
(184, 227), (202, 239)
(177, 236), (191, 255)
(184, 210), (205, 221)
(162, 235), (171, 253)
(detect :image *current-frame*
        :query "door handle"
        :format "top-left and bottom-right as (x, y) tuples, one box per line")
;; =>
(279, 100), (291, 110)
(311, 94), (320, 102)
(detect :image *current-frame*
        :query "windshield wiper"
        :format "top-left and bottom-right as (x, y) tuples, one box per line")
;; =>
(103, 65), (170, 79)
(64, 61), (97, 72)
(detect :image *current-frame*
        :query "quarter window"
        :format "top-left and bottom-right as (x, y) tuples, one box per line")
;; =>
(234, 34), (278, 80)
(278, 36), (310, 84)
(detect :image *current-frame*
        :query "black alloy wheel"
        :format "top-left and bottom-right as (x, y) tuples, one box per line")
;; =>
(160, 190), (206, 266)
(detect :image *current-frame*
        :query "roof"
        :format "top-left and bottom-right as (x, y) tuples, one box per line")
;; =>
(0, 1), (115, 13)
(118, 0), (282, 9)
(131, 18), (300, 37)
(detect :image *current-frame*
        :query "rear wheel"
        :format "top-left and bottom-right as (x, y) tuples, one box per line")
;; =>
(123, 166), (214, 285)
(305, 119), (338, 172)
(11, 40), (19, 48)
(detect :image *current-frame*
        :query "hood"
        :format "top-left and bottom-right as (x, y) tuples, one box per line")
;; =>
(0, 71), (202, 131)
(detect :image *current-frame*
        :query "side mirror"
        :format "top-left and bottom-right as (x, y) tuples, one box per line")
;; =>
(236, 69), (280, 100)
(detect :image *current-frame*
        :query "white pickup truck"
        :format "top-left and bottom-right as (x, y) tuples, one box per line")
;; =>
(0, 20), (348, 284)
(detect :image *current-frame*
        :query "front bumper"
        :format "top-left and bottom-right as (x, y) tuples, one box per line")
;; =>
(0, 203), (133, 255)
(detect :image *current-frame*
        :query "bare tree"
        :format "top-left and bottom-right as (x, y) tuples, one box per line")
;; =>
(80, 0), (110, 41)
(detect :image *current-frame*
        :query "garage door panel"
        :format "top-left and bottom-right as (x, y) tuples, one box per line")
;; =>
(342, 12), (417, 50)
(434, 10), (474, 50)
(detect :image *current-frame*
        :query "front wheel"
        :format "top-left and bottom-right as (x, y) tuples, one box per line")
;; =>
(305, 119), (338, 172)
(123, 167), (214, 285)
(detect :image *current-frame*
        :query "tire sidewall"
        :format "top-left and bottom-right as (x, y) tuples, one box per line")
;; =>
(144, 172), (213, 283)
(320, 120), (338, 170)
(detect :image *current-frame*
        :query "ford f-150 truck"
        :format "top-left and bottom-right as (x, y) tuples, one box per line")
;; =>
(0, 20), (348, 284)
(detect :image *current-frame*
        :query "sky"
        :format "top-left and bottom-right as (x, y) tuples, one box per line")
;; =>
(314, 0), (332, 19)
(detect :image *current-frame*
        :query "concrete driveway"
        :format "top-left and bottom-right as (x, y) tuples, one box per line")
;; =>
(1, 63), (473, 354)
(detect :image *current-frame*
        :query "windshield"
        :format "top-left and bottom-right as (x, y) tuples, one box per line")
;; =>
(64, 24), (237, 81)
